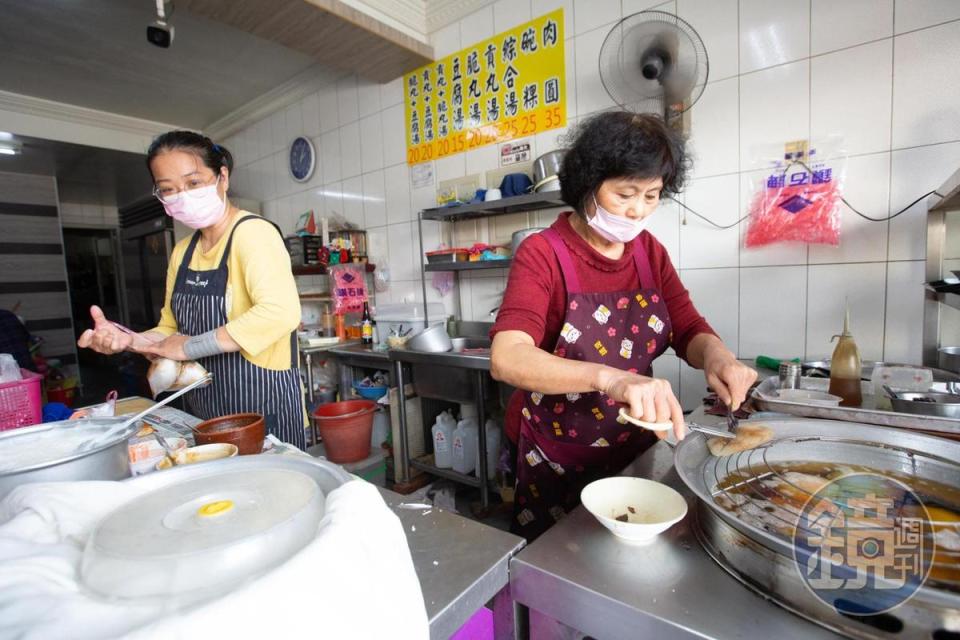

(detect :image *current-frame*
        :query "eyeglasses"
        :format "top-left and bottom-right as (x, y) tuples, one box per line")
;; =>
(153, 174), (220, 204)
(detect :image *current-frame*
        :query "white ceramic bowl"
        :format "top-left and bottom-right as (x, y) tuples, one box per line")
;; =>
(581, 477), (688, 544)
(777, 389), (843, 406)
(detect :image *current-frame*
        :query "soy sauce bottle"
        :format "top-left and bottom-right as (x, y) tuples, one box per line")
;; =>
(829, 307), (862, 407)
(361, 302), (373, 345)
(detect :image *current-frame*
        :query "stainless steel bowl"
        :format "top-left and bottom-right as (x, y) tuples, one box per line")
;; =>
(406, 324), (453, 352)
(938, 346), (960, 373)
(532, 149), (565, 186)
(0, 417), (138, 500)
(889, 391), (960, 418)
(511, 227), (547, 254)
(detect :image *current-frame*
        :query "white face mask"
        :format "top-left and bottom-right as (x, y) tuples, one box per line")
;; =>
(587, 196), (648, 243)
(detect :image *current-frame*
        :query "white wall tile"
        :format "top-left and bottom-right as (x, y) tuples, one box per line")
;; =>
(465, 143), (499, 178)
(894, 0), (960, 34)
(466, 276), (506, 321)
(688, 77), (739, 179)
(460, 6), (495, 44)
(738, 168), (809, 266)
(811, 0), (893, 55)
(809, 152), (890, 264)
(650, 352), (681, 402)
(436, 153), (467, 183)
(624, 0), (676, 16)
(322, 182), (343, 220)
(811, 40), (893, 157)
(359, 113), (384, 174)
(318, 85), (340, 133)
(574, 26), (617, 116)
(892, 20), (960, 149)
(301, 91), (321, 137)
(268, 111), (286, 155)
(680, 267), (740, 351)
(739, 265), (807, 359)
(679, 360), (707, 412)
(273, 151), (295, 198)
(381, 77), (403, 108)
(319, 129), (341, 185)
(678, 0), (739, 81)
(357, 79), (382, 119)
(384, 163), (412, 225)
(255, 119), (272, 161)
(806, 262), (887, 360)
(367, 225), (389, 266)
(884, 260), (925, 362)
(888, 141), (960, 261)
(341, 175), (364, 228)
(339, 122), (362, 179)
(680, 174), (740, 268)
(739, 59), (810, 170)
(304, 186), (325, 220)
(411, 172), (438, 215)
(382, 103), (407, 167)
(388, 222), (417, 281)
(431, 22), (461, 59)
(573, 0), (619, 36)
(739, 0), (810, 74)
(535, 120), (572, 156)
(648, 199), (680, 265)
(337, 75), (360, 125)
(494, 0), (532, 33)
(284, 101), (304, 142)
(362, 169), (387, 228)
(532, 0), (574, 40)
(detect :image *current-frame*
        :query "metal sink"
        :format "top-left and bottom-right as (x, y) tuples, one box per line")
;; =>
(451, 336), (491, 352)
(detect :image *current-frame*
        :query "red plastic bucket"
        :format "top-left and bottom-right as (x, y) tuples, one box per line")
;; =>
(313, 399), (376, 463)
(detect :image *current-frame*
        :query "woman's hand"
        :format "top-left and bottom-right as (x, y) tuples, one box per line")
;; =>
(77, 305), (135, 354)
(702, 344), (758, 411)
(140, 334), (190, 361)
(600, 368), (686, 440)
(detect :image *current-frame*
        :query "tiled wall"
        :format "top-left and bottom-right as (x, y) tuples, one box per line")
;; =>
(225, 0), (960, 409)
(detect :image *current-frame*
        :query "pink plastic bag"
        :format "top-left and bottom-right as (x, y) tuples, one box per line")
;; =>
(329, 264), (368, 315)
(744, 147), (845, 248)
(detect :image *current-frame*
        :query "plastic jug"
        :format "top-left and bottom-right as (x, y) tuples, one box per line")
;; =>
(828, 307), (863, 407)
(478, 418), (501, 479)
(431, 411), (455, 468)
(452, 417), (478, 475)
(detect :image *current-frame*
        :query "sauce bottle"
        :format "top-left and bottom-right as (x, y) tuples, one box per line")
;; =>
(361, 302), (373, 345)
(829, 307), (862, 407)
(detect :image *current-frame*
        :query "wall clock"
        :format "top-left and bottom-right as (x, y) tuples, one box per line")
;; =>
(289, 136), (316, 182)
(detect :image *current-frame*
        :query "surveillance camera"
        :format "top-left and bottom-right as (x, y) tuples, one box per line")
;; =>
(147, 20), (174, 48)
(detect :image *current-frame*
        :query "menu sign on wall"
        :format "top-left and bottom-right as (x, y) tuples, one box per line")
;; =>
(404, 9), (566, 165)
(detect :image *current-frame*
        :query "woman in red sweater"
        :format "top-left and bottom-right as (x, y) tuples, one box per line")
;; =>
(490, 112), (756, 539)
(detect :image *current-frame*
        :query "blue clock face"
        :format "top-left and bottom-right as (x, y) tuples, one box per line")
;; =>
(289, 137), (315, 182)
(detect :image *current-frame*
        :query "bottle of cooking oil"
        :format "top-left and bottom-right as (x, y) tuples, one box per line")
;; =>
(829, 307), (862, 407)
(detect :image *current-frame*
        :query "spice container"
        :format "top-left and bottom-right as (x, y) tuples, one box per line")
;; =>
(778, 362), (801, 390)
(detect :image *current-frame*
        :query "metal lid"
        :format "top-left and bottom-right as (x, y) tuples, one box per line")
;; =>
(0, 418), (138, 475)
(81, 467), (324, 602)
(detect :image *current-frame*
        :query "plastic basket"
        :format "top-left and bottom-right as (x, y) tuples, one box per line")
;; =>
(0, 369), (44, 431)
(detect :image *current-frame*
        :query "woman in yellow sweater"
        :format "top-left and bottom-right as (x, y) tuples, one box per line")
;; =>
(78, 131), (306, 449)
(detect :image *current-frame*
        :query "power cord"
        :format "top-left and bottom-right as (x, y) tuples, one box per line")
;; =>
(669, 159), (947, 229)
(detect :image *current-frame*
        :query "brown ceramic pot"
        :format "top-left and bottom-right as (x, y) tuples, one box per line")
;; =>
(193, 413), (266, 455)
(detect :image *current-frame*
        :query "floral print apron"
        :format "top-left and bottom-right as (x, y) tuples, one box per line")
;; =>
(513, 229), (672, 540)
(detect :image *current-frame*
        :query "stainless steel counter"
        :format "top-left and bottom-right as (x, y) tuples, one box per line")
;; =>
(380, 488), (525, 640)
(510, 429), (842, 639)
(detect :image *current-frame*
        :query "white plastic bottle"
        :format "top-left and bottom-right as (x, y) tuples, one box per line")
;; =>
(479, 418), (501, 479)
(432, 411), (455, 468)
(452, 415), (478, 475)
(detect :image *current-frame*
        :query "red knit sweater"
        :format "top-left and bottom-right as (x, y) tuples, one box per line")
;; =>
(491, 212), (716, 443)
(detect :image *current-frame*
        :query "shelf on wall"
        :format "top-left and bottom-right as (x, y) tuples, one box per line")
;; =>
(423, 260), (512, 272)
(292, 263), (376, 276)
(420, 191), (566, 222)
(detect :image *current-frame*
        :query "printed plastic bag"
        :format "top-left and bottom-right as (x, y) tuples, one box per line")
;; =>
(329, 264), (368, 315)
(744, 141), (846, 248)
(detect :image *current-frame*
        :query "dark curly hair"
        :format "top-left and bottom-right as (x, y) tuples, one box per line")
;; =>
(558, 111), (689, 214)
(146, 130), (234, 177)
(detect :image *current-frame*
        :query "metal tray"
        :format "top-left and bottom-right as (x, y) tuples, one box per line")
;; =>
(800, 359), (960, 383)
(752, 376), (960, 436)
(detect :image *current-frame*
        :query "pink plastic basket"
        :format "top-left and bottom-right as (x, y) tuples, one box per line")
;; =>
(0, 369), (44, 431)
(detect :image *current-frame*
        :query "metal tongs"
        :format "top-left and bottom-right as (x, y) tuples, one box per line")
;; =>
(617, 408), (736, 439)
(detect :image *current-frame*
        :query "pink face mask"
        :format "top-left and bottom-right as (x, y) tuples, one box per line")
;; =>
(160, 178), (227, 229)
(587, 196), (648, 243)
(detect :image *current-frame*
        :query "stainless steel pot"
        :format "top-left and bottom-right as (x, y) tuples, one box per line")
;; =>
(938, 346), (960, 373)
(511, 227), (547, 254)
(0, 417), (138, 500)
(532, 149), (565, 185)
(406, 324), (453, 352)
(889, 391), (960, 418)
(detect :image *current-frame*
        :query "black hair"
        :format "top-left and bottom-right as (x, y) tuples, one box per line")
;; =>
(146, 130), (234, 177)
(558, 111), (689, 214)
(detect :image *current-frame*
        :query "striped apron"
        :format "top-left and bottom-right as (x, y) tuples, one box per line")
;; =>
(171, 215), (306, 450)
